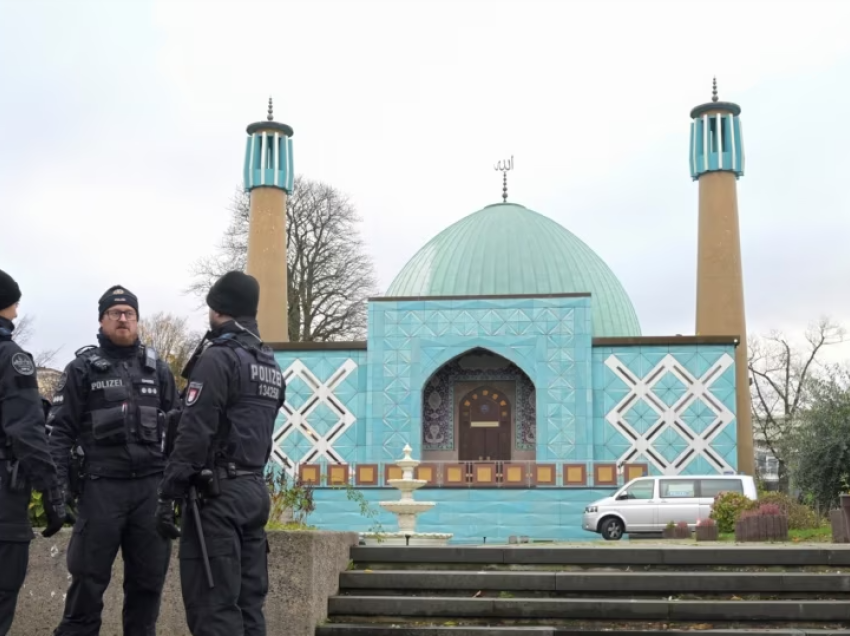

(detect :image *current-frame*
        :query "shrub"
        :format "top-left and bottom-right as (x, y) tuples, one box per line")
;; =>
(756, 491), (820, 530)
(264, 467), (316, 526)
(29, 490), (47, 528)
(697, 517), (716, 527)
(710, 491), (757, 533)
(676, 520), (689, 530)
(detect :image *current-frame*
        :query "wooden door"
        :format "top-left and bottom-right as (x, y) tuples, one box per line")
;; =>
(458, 387), (512, 461)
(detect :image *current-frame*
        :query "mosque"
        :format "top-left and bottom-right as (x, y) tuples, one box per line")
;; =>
(241, 82), (754, 542)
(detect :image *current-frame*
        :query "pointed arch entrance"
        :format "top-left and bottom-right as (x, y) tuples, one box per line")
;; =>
(421, 348), (536, 462)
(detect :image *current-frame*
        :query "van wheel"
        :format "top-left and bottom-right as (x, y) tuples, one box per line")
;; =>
(599, 517), (625, 541)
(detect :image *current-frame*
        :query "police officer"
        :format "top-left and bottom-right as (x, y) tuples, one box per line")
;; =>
(49, 285), (178, 636)
(156, 271), (284, 636)
(0, 269), (71, 636)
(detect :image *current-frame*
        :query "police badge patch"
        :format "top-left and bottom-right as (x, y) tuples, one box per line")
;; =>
(11, 352), (35, 376)
(56, 371), (67, 392)
(185, 381), (204, 406)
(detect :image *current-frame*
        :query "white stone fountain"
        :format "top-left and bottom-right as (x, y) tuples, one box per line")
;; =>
(360, 444), (453, 546)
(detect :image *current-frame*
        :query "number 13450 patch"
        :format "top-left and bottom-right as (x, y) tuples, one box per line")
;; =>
(185, 381), (204, 406)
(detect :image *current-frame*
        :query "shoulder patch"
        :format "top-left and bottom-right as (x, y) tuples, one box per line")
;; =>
(56, 371), (67, 392)
(11, 352), (35, 376)
(185, 381), (204, 407)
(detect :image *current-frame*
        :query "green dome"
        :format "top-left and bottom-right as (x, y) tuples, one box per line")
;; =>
(385, 202), (642, 338)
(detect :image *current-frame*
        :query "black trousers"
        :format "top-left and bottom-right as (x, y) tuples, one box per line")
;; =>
(0, 477), (33, 636)
(179, 474), (270, 636)
(53, 474), (172, 636)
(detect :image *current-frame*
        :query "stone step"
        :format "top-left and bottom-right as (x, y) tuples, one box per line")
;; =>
(318, 628), (850, 636)
(350, 546), (850, 568)
(326, 596), (850, 621)
(338, 570), (850, 594)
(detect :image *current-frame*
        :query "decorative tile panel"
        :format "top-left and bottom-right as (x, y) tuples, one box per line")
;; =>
(272, 351), (367, 475)
(592, 345), (738, 476)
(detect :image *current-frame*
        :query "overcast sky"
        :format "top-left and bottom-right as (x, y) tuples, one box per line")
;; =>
(1, 0), (848, 368)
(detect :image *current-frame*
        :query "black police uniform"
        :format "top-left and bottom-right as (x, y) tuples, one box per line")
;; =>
(0, 316), (68, 636)
(48, 333), (178, 636)
(158, 318), (284, 636)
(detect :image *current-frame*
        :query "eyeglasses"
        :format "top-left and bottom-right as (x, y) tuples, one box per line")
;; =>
(105, 309), (137, 321)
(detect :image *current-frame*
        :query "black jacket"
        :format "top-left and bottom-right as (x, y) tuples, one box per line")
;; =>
(159, 318), (284, 499)
(48, 332), (178, 482)
(0, 316), (59, 494)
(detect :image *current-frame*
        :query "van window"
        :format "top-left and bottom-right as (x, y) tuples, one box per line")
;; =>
(700, 478), (743, 498)
(621, 479), (655, 500)
(659, 479), (697, 498)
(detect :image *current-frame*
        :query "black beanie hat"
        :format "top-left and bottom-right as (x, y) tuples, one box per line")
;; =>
(98, 285), (139, 320)
(0, 269), (22, 311)
(206, 271), (260, 318)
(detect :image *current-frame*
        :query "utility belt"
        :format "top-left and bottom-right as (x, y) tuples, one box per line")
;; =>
(196, 461), (262, 500)
(216, 462), (262, 479)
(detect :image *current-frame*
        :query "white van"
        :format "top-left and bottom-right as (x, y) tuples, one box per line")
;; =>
(582, 474), (758, 541)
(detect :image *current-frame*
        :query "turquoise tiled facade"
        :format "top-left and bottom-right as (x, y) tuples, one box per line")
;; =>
(309, 487), (613, 543)
(591, 344), (738, 476)
(365, 296), (593, 463)
(270, 296), (739, 542)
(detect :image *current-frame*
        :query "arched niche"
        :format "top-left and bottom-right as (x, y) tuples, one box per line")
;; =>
(421, 348), (536, 462)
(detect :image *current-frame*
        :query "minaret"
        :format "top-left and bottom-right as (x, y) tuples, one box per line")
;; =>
(243, 98), (294, 342)
(689, 78), (754, 475)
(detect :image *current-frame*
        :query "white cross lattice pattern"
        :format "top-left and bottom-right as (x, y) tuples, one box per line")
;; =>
(272, 359), (357, 475)
(604, 352), (735, 475)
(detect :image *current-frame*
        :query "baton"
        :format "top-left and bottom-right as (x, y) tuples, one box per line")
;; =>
(187, 485), (214, 589)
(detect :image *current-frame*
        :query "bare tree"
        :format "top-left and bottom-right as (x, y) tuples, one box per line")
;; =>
(11, 314), (61, 368)
(137, 312), (203, 391)
(187, 176), (379, 341)
(748, 317), (847, 492)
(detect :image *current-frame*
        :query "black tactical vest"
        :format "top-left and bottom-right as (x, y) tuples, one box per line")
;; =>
(211, 334), (284, 471)
(77, 345), (166, 477)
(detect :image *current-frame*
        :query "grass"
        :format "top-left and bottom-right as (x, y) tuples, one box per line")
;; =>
(266, 521), (317, 531)
(715, 523), (832, 543)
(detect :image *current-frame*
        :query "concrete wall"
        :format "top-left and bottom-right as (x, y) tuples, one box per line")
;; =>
(11, 529), (358, 636)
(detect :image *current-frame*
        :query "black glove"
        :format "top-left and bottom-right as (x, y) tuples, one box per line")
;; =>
(155, 498), (181, 540)
(42, 486), (75, 538)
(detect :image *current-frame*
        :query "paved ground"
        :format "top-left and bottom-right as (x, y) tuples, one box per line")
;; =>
(458, 541), (850, 549)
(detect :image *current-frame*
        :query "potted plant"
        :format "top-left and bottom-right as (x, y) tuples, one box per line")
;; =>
(662, 521), (676, 539)
(735, 504), (789, 542)
(673, 520), (691, 539)
(695, 517), (719, 542)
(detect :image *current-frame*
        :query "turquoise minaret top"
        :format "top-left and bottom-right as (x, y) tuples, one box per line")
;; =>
(689, 78), (744, 180)
(243, 98), (294, 193)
